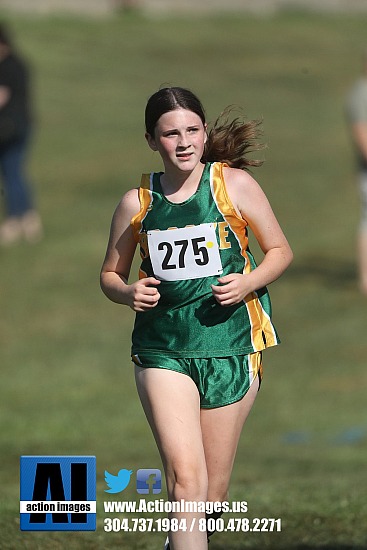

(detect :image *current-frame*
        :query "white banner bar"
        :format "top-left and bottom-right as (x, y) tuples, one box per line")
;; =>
(20, 501), (96, 513)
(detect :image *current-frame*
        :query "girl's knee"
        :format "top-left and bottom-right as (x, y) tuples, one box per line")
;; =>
(166, 464), (208, 502)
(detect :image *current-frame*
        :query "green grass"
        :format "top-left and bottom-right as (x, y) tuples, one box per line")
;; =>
(1, 8), (366, 549)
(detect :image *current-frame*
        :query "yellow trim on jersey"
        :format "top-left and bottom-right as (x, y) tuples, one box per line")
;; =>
(211, 162), (249, 256)
(248, 351), (262, 385)
(210, 162), (278, 350)
(130, 173), (153, 279)
(130, 174), (152, 242)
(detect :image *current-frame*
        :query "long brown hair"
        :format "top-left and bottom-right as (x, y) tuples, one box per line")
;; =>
(204, 107), (264, 170)
(145, 87), (265, 171)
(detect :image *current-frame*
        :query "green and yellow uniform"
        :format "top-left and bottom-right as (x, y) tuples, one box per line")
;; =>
(130, 162), (279, 407)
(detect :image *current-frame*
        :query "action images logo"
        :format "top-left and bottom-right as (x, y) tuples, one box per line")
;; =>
(20, 456), (96, 531)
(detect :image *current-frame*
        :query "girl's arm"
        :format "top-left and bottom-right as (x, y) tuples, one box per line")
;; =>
(212, 167), (293, 306)
(100, 188), (160, 312)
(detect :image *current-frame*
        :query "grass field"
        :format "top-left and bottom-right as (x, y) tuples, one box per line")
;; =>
(0, 8), (366, 550)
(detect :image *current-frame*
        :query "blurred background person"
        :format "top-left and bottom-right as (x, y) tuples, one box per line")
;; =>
(0, 22), (42, 246)
(346, 48), (367, 295)
(112, 0), (139, 14)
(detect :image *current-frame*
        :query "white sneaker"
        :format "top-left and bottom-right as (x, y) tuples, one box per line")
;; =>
(21, 211), (43, 243)
(0, 217), (22, 246)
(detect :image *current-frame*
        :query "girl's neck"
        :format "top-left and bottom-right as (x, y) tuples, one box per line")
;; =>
(160, 162), (205, 203)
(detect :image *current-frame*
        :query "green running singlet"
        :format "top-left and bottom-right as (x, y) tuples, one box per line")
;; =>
(130, 161), (280, 359)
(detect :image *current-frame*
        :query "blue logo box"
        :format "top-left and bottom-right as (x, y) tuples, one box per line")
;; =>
(136, 468), (162, 494)
(20, 456), (96, 531)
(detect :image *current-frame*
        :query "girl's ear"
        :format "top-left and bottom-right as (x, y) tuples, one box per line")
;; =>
(145, 132), (158, 151)
(204, 123), (208, 144)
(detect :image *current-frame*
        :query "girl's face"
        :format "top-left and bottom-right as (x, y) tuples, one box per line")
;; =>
(146, 108), (207, 173)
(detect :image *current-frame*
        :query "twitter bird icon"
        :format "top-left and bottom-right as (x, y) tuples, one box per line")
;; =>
(104, 469), (133, 493)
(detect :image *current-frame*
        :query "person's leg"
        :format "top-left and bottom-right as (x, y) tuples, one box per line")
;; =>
(358, 173), (367, 295)
(0, 137), (33, 217)
(200, 375), (260, 538)
(0, 137), (42, 244)
(135, 366), (208, 550)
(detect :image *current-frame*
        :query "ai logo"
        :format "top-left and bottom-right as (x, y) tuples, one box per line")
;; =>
(20, 456), (96, 531)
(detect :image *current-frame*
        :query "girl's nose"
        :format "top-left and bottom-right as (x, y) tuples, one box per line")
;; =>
(177, 133), (189, 148)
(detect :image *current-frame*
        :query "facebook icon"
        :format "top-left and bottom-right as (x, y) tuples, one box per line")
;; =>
(136, 469), (161, 494)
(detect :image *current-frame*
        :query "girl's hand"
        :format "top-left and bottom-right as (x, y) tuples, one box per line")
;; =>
(127, 277), (161, 312)
(211, 273), (252, 306)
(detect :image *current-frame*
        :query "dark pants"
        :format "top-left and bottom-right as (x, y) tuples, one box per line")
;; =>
(0, 133), (33, 217)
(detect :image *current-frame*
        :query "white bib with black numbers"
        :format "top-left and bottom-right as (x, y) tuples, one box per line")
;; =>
(147, 223), (223, 281)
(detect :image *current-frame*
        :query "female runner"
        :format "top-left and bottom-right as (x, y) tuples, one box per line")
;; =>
(100, 87), (293, 550)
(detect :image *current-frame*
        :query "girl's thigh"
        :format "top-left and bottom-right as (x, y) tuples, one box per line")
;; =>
(135, 366), (207, 490)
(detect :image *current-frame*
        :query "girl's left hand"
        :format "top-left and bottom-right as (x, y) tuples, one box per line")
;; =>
(211, 273), (252, 306)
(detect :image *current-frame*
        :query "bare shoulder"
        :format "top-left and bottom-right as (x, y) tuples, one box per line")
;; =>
(113, 187), (140, 221)
(222, 166), (267, 211)
(118, 187), (140, 211)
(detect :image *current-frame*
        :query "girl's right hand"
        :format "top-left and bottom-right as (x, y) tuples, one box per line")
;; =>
(127, 277), (161, 312)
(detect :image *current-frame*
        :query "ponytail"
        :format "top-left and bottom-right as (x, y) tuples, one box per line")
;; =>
(202, 107), (265, 171)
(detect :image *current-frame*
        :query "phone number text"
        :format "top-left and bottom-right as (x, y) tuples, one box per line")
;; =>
(104, 517), (282, 533)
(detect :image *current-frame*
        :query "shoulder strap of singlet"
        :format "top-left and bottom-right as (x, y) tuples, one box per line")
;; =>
(130, 173), (153, 242)
(210, 162), (245, 221)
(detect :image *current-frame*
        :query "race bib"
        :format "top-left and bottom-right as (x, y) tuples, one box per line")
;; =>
(147, 223), (223, 281)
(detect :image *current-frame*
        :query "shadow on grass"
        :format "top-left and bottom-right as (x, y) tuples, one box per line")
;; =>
(286, 255), (357, 288)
